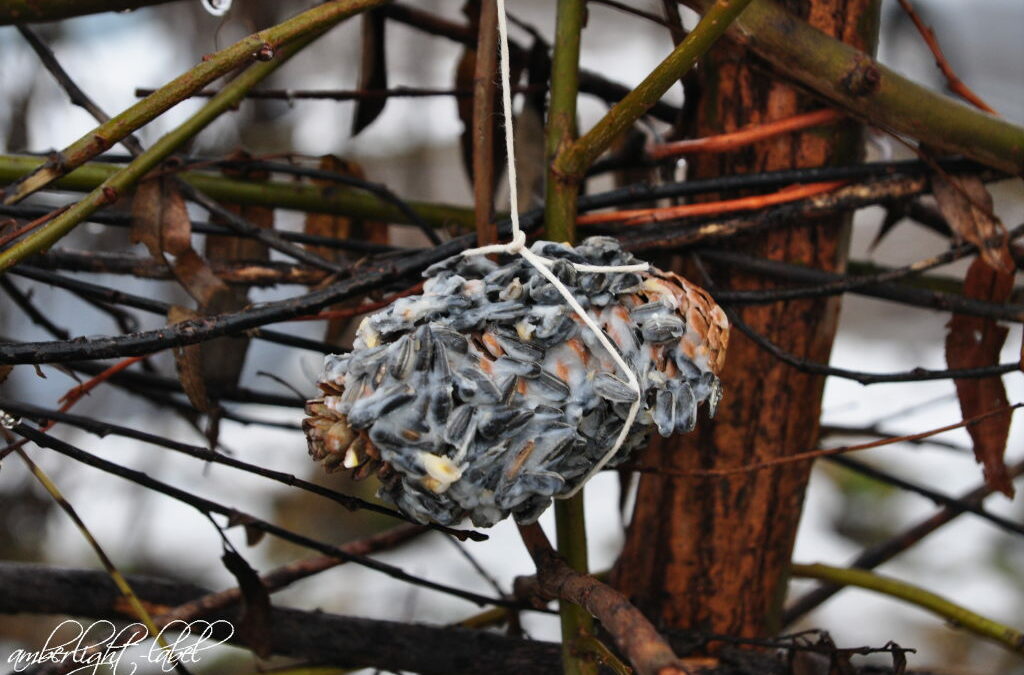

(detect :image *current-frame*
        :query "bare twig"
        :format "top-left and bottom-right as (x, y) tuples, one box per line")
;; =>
(626, 403), (1024, 477)
(679, 0), (1023, 174)
(134, 84), (545, 101)
(894, 0), (998, 114)
(28, 249), (330, 286)
(826, 455), (1024, 538)
(785, 459), (1024, 623)
(379, 2), (683, 124)
(9, 266), (337, 355)
(9, 422), (508, 603)
(0, 562), (562, 675)
(791, 563), (1024, 653)
(157, 524), (429, 623)
(648, 109), (845, 160)
(518, 523), (689, 675)
(0, 398), (484, 542)
(472, 0), (500, 249)
(2, 0), (390, 205)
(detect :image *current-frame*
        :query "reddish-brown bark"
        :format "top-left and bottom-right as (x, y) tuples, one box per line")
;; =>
(612, 0), (880, 639)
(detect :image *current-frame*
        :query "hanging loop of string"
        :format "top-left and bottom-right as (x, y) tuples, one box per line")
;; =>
(460, 0), (648, 498)
(200, 0), (232, 17)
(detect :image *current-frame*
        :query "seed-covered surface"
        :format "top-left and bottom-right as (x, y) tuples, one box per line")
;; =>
(304, 237), (729, 527)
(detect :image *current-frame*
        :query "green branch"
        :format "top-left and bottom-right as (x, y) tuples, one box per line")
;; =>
(543, 0), (586, 243)
(0, 32), (323, 272)
(0, 155), (474, 230)
(0, 0), (183, 24)
(684, 0), (1024, 175)
(556, 0), (757, 178)
(792, 563), (1024, 654)
(2, 0), (390, 205)
(544, 2), (596, 674)
(554, 495), (597, 675)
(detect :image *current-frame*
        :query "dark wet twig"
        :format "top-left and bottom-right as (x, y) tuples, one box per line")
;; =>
(15, 25), (348, 275)
(701, 248), (1024, 323)
(0, 398), (483, 541)
(518, 522), (689, 675)
(9, 422), (511, 597)
(784, 459), (1024, 624)
(134, 84), (544, 102)
(722, 302), (1021, 384)
(8, 266), (338, 355)
(0, 203), (399, 254)
(826, 455), (1024, 538)
(0, 275), (70, 340)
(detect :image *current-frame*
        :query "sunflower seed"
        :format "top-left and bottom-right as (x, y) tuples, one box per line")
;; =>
(642, 315), (685, 343)
(494, 328), (545, 362)
(653, 389), (675, 436)
(432, 326), (469, 355)
(532, 370), (570, 402)
(388, 335), (414, 379)
(444, 405), (476, 447)
(593, 372), (639, 402)
(674, 381), (697, 433)
(609, 272), (642, 295)
(477, 406), (533, 440)
(347, 384), (415, 428)
(494, 356), (541, 379)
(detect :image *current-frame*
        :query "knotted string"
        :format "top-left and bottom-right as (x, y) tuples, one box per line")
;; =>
(460, 0), (648, 497)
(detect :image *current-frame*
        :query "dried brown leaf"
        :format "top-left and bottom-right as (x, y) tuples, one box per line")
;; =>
(131, 177), (191, 257)
(0, 365), (11, 385)
(168, 305), (214, 415)
(304, 156), (385, 345)
(129, 179), (164, 259)
(945, 249), (1017, 497)
(243, 523), (266, 547)
(351, 9), (388, 136)
(207, 150), (272, 263)
(174, 249), (232, 309)
(201, 151), (273, 391)
(132, 176), (232, 309)
(221, 548), (272, 659)
(932, 173), (1008, 271)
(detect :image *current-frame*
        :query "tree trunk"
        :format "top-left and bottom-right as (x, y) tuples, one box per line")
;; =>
(612, 0), (880, 639)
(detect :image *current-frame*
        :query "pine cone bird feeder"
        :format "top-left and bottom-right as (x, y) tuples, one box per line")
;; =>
(304, 237), (728, 527)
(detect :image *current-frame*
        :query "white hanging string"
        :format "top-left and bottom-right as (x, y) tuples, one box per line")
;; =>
(200, 0), (232, 17)
(460, 0), (647, 498)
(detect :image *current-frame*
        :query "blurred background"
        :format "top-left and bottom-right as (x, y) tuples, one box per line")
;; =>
(0, 0), (1021, 672)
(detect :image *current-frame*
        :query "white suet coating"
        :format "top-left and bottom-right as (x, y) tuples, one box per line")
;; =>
(304, 237), (728, 527)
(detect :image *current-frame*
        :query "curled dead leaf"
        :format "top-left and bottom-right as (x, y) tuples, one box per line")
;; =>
(932, 173), (1008, 271)
(352, 9), (388, 136)
(168, 305), (214, 416)
(304, 155), (386, 345)
(945, 249), (1017, 497)
(221, 548), (272, 659)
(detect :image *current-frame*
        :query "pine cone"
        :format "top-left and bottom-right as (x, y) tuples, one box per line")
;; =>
(304, 237), (728, 527)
